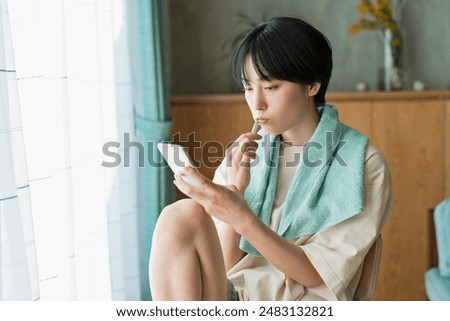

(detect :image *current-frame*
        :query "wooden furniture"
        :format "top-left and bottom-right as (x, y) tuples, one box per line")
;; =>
(170, 90), (450, 300)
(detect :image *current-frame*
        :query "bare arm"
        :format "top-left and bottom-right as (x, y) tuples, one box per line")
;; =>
(174, 166), (323, 288)
(236, 210), (323, 288)
(216, 223), (246, 271)
(213, 132), (256, 272)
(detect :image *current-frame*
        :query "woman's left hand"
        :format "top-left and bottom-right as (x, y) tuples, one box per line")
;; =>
(174, 166), (254, 229)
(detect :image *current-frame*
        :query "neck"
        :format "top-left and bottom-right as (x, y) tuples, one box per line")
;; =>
(281, 102), (320, 146)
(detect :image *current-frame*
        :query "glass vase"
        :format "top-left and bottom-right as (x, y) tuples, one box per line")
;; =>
(378, 28), (404, 91)
(383, 28), (394, 91)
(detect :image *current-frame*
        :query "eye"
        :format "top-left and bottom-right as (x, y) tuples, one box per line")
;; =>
(243, 87), (253, 92)
(264, 85), (279, 90)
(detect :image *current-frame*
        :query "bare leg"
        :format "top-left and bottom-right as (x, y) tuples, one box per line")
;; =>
(149, 199), (228, 300)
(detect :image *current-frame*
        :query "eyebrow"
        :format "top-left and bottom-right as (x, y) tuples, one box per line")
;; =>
(242, 78), (277, 85)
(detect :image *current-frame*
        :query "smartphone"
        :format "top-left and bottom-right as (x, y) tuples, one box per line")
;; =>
(157, 142), (201, 189)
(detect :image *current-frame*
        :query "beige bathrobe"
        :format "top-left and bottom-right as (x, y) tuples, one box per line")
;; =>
(213, 143), (394, 300)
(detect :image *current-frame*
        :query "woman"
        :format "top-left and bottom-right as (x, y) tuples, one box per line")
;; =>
(149, 17), (393, 301)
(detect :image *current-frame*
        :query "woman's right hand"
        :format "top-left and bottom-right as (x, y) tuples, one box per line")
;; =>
(226, 132), (261, 193)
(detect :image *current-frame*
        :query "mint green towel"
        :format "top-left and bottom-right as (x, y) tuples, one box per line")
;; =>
(241, 104), (369, 256)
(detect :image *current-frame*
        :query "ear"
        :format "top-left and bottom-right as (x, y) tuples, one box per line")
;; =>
(308, 82), (321, 97)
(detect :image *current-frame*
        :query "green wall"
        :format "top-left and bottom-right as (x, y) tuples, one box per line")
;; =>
(168, 0), (450, 94)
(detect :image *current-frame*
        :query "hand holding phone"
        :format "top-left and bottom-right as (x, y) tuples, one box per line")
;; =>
(157, 143), (201, 189)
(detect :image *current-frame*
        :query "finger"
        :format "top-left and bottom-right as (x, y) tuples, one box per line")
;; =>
(226, 135), (259, 163)
(235, 146), (253, 168)
(239, 140), (258, 154)
(181, 166), (210, 187)
(239, 155), (252, 167)
(245, 132), (262, 139)
(246, 132), (262, 141)
(232, 144), (244, 167)
(233, 149), (255, 168)
(225, 141), (239, 163)
(230, 138), (258, 170)
(247, 141), (258, 149)
(238, 140), (257, 158)
(174, 173), (203, 199)
(243, 150), (257, 159)
(234, 132), (262, 145)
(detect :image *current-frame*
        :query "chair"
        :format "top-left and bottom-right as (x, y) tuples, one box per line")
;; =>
(353, 235), (383, 300)
(425, 198), (450, 301)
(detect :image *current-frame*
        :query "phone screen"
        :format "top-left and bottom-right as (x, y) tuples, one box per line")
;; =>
(157, 143), (197, 175)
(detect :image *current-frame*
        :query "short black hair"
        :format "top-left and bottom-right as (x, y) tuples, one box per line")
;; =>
(231, 17), (333, 107)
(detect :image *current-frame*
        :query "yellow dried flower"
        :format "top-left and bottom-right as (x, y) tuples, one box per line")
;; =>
(350, 0), (398, 33)
(349, 0), (403, 65)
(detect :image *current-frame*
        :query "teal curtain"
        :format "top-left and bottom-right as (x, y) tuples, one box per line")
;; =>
(127, 0), (175, 300)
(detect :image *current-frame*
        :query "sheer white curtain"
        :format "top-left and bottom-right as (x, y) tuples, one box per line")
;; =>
(1, 0), (140, 300)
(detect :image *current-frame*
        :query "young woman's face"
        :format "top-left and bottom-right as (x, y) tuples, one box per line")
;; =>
(242, 58), (318, 143)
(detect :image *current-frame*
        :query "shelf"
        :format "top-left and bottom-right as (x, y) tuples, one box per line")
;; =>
(171, 90), (450, 105)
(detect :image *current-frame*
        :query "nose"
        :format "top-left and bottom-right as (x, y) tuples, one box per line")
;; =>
(252, 89), (267, 113)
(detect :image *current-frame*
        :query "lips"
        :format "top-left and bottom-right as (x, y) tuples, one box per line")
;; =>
(258, 118), (269, 124)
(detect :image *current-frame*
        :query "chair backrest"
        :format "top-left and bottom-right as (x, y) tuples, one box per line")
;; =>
(353, 235), (383, 300)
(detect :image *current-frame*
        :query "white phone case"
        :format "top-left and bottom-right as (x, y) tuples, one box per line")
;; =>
(157, 143), (201, 189)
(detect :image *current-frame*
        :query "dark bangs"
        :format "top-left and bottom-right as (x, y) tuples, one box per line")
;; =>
(231, 17), (333, 106)
(231, 23), (280, 85)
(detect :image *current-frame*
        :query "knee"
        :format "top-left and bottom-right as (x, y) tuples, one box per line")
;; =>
(153, 199), (212, 243)
(159, 198), (209, 226)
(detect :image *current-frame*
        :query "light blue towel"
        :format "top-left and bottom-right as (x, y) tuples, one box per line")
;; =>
(241, 104), (369, 256)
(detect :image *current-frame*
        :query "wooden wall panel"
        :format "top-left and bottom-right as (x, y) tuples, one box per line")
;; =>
(170, 100), (251, 198)
(328, 100), (373, 138)
(171, 101), (252, 178)
(371, 100), (445, 300)
(446, 101), (450, 197)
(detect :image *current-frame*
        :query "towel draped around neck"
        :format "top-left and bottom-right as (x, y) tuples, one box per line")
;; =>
(241, 104), (369, 256)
